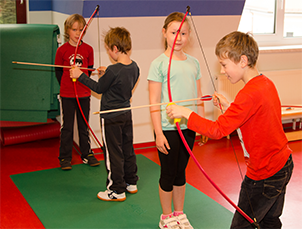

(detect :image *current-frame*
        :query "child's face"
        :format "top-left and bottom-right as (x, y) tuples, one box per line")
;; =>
(163, 21), (190, 52)
(218, 57), (244, 84)
(68, 21), (84, 46)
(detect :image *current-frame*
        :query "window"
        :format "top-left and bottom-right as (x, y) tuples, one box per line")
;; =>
(0, 0), (27, 24)
(238, 0), (302, 46)
(0, 0), (17, 24)
(284, 0), (302, 37)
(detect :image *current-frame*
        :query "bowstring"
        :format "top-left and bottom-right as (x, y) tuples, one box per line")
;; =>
(97, 8), (101, 67)
(189, 12), (217, 92)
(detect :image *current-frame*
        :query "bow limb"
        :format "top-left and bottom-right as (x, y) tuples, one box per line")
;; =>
(167, 7), (189, 102)
(74, 5), (100, 63)
(72, 5), (103, 148)
(167, 6), (257, 227)
(73, 5), (100, 81)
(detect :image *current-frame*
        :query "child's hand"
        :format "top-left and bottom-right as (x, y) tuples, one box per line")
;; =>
(97, 66), (106, 77)
(69, 66), (83, 79)
(213, 92), (230, 111)
(155, 133), (170, 155)
(198, 135), (208, 146)
(166, 104), (193, 120)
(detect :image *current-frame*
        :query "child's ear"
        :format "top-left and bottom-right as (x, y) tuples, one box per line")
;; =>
(113, 45), (118, 53)
(162, 28), (167, 38)
(240, 55), (249, 68)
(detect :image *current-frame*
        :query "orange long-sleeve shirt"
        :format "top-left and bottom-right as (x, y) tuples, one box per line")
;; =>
(188, 75), (291, 180)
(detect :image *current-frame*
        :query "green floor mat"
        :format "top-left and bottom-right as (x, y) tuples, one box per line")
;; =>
(11, 154), (232, 228)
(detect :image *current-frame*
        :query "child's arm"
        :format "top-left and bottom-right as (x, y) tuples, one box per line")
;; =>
(55, 67), (63, 85)
(54, 48), (63, 85)
(166, 91), (231, 120)
(70, 65), (115, 94)
(88, 65), (94, 77)
(167, 90), (252, 139)
(149, 80), (170, 155)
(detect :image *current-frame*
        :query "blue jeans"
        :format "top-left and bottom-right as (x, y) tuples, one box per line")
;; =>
(231, 154), (294, 229)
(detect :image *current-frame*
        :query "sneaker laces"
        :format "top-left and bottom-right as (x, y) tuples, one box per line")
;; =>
(107, 190), (118, 199)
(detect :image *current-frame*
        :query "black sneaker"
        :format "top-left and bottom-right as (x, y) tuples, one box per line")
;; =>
(60, 159), (72, 170)
(82, 153), (100, 166)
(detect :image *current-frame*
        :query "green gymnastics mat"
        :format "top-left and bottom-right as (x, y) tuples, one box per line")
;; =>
(11, 154), (233, 228)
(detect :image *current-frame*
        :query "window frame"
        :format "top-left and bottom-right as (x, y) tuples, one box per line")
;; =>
(241, 0), (302, 47)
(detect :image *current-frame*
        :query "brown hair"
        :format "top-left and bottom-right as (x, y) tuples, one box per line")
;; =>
(215, 31), (259, 68)
(104, 27), (131, 54)
(64, 14), (86, 43)
(162, 12), (190, 50)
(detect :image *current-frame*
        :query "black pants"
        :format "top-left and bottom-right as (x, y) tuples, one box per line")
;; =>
(231, 154), (294, 229)
(59, 97), (91, 161)
(157, 129), (196, 192)
(101, 111), (138, 194)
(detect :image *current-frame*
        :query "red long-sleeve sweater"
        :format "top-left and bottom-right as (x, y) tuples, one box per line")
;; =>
(188, 75), (292, 180)
(55, 42), (93, 98)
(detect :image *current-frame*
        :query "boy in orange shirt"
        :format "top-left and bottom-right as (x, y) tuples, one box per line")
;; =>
(166, 31), (293, 229)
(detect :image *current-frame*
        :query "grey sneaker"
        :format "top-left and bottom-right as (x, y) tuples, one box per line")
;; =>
(159, 215), (180, 229)
(82, 153), (100, 166)
(97, 190), (126, 202)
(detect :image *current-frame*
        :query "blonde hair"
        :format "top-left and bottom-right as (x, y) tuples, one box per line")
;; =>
(215, 31), (259, 68)
(104, 27), (131, 54)
(64, 14), (86, 43)
(162, 12), (190, 50)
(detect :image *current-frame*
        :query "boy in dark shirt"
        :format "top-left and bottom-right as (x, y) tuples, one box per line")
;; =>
(70, 27), (140, 201)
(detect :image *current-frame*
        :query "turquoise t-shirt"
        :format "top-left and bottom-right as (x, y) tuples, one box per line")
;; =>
(147, 53), (201, 130)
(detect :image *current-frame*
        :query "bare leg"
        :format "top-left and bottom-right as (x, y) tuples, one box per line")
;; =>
(159, 185), (173, 215)
(173, 184), (185, 212)
(159, 184), (186, 215)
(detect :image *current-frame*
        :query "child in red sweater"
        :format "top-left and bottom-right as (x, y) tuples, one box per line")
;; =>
(55, 14), (100, 170)
(166, 31), (293, 229)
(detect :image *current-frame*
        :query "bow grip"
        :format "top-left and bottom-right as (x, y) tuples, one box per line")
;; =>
(71, 66), (77, 82)
(167, 102), (181, 124)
